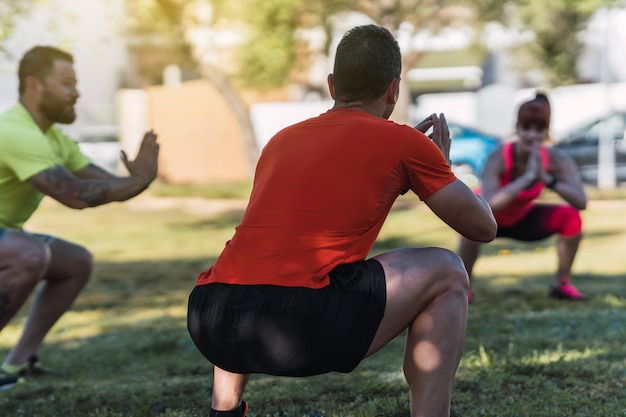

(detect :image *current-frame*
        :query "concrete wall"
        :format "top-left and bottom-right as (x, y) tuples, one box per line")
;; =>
(144, 79), (252, 184)
(0, 0), (128, 138)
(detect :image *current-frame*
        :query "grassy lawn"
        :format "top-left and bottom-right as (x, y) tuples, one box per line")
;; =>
(1, 182), (625, 417)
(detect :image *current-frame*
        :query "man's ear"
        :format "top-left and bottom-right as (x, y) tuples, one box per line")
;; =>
(387, 78), (401, 104)
(24, 75), (43, 95)
(327, 74), (336, 99)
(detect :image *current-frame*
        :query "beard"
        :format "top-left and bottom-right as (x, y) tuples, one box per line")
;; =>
(39, 88), (76, 124)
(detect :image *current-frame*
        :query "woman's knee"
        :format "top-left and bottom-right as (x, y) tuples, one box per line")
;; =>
(561, 206), (582, 237)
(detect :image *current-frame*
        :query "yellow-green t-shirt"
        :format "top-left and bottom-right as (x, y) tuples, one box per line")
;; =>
(0, 103), (90, 229)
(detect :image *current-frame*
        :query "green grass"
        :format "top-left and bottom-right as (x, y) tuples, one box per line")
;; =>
(149, 180), (253, 200)
(1, 182), (625, 416)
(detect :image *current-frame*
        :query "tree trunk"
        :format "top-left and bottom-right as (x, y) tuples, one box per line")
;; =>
(199, 64), (260, 177)
(391, 50), (424, 126)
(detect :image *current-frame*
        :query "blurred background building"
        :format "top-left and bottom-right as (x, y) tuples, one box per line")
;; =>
(1, 0), (625, 184)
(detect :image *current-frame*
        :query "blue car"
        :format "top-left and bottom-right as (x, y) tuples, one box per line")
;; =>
(447, 122), (501, 188)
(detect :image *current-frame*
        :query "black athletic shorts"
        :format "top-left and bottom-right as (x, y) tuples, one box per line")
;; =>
(187, 259), (386, 377)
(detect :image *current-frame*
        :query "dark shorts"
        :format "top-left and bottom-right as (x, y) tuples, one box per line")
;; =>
(0, 228), (55, 245)
(187, 259), (386, 377)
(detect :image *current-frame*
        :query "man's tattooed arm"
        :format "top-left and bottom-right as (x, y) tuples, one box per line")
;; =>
(27, 164), (145, 209)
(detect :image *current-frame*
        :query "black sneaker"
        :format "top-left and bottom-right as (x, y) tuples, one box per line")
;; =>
(23, 354), (49, 376)
(1, 355), (51, 380)
(0, 373), (23, 391)
(210, 401), (248, 417)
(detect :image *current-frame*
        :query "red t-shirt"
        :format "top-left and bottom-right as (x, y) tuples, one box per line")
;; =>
(197, 108), (455, 289)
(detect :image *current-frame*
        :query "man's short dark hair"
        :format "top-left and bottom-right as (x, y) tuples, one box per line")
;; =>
(18, 46), (74, 94)
(332, 25), (402, 102)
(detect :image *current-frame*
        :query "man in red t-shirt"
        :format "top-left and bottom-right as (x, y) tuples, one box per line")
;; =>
(188, 25), (496, 417)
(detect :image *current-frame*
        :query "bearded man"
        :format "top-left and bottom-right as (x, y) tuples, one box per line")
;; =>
(0, 46), (160, 389)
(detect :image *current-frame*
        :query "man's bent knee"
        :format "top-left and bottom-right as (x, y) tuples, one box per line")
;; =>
(19, 245), (50, 279)
(46, 240), (93, 285)
(377, 247), (469, 295)
(366, 248), (469, 355)
(435, 248), (470, 290)
(411, 247), (468, 278)
(2, 235), (51, 284)
(60, 247), (93, 289)
(73, 247), (93, 287)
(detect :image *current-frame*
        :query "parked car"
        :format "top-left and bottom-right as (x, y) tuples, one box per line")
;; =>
(554, 112), (626, 184)
(447, 122), (501, 188)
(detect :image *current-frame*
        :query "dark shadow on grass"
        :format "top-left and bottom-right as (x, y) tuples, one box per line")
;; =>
(478, 237), (556, 255)
(0, 319), (214, 417)
(2, 262), (623, 417)
(70, 257), (217, 311)
(0, 317), (411, 417)
(475, 228), (620, 257)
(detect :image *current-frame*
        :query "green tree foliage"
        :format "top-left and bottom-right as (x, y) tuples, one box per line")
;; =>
(0, 0), (42, 48)
(511, 0), (622, 86)
(124, 0), (199, 84)
(236, 0), (299, 89)
(232, 0), (625, 90)
(125, 0), (622, 94)
(235, 0), (481, 91)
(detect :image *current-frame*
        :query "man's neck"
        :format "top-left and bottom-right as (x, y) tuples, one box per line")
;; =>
(332, 99), (389, 119)
(19, 97), (53, 133)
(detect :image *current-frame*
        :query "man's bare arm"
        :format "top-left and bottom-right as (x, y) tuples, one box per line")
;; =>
(27, 130), (159, 209)
(74, 163), (118, 181)
(27, 164), (148, 208)
(544, 148), (587, 210)
(425, 179), (497, 242)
